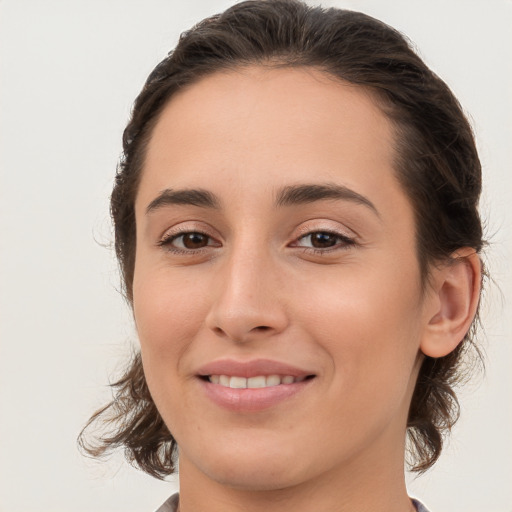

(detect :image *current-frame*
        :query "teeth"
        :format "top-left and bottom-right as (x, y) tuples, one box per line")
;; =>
(266, 375), (281, 387)
(247, 376), (266, 388)
(208, 374), (302, 388)
(229, 376), (247, 389)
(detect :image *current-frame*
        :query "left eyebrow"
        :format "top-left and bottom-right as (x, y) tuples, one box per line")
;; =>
(145, 188), (221, 214)
(274, 183), (380, 217)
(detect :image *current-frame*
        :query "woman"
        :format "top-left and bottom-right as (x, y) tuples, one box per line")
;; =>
(80, 1), (484, 511)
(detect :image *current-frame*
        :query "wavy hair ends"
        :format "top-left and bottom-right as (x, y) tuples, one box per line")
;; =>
(80, 0), (485, 477)
(78, 352), (177, 480)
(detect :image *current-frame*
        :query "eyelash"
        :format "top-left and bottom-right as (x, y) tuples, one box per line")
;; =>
(158, 229), (356, 256)
(157, 229), (218, 255)
(292, 230), (356, 254)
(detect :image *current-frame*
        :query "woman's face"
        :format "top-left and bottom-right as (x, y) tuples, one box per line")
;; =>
(132, 67), (437, 490)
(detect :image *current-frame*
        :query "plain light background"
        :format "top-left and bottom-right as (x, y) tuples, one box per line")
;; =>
(0, 1), (511, 511)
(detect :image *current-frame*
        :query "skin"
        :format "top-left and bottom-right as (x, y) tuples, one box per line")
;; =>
(132, 66), (479, 512)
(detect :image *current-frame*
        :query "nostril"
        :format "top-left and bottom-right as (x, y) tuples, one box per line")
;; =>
(254, 325), (271, 332)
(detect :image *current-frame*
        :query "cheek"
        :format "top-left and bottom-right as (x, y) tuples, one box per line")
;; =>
(133, 267), (208, 360)
(132, 268), (209, 424)
(299, 261), (424, 391)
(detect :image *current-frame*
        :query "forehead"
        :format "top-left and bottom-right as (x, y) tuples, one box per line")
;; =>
(138, 66), (405, 219)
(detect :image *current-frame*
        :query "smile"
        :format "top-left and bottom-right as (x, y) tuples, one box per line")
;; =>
(208, 374), (308, 388)
(196, 359), (316, 411)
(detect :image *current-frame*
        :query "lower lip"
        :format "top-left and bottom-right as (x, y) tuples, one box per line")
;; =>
(199, 378), (313, 412)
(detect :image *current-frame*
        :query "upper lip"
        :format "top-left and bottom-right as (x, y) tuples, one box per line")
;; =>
(196, 358), (315, 378)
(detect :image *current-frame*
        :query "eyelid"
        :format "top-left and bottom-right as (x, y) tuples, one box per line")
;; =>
(290, 230), (355, 251)
(293, 219), (358, 241)
(155, 219), (357, 254)
(158, 230), (212, 245)
(158, 221), (217, 239)
(287, 220), (359, 255)
(157, 221), (222, 249)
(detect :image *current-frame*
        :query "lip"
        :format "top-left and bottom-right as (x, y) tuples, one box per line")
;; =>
(196, 358), (313, 379)
(196, 358), (316, 412)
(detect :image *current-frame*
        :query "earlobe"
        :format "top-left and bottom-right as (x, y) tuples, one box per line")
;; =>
(420, 249), (481, 358)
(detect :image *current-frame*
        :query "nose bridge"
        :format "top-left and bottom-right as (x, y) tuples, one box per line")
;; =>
(205, 235), (288, 342)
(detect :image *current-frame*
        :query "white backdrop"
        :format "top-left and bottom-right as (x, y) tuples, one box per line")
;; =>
(0, 1), (510, 511)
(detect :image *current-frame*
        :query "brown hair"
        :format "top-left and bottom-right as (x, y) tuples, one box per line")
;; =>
(79, 0), (484, 478)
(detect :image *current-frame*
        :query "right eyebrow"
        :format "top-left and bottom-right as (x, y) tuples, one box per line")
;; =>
(145, 188), (221, 214)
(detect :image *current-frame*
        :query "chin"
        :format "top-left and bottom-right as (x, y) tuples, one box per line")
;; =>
(182, 436), (310, 491)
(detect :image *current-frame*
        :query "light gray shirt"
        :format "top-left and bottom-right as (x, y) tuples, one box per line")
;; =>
(155, 493), (431, 511)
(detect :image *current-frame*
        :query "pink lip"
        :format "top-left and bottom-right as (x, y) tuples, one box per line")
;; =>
(196, 358), (313, 378)
(196, 358), (315, 412)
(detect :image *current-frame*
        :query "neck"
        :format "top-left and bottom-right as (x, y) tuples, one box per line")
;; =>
(178, 435), (414, 512)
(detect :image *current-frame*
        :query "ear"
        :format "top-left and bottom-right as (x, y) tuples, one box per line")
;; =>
(420, 248), (482, 358)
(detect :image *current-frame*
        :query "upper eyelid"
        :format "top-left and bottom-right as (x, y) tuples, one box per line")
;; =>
(158, 221), (219, 241)
(158, 232), (220, 251)
(155, 219), (358, 246)
(296, 230), (353, 241)
(157, 231), (221, 254)
(160, 227), (211, 239)
(290, 231), (356, 249)
(158, 231), (353, 255)
(162, 230), (355, 251)
(293, 220), (358, 241)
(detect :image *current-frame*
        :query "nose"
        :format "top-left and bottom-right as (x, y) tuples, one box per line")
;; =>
(205, 246), (289, 343)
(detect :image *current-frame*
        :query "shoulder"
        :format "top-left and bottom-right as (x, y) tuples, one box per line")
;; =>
(154, 493), (179, 512)
(412, 498), (431, 512)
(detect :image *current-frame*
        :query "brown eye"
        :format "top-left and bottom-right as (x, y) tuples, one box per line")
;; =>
(309, 232), (338, 248)
(293, 230), (355, 252)
(181, 232), (209, 249)
(159, 231), (218, 252)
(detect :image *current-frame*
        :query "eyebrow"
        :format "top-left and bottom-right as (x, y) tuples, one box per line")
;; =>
(145, 182), (379, 217)
(275, 183), (379, 216)
(146, 188), (220, 214)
